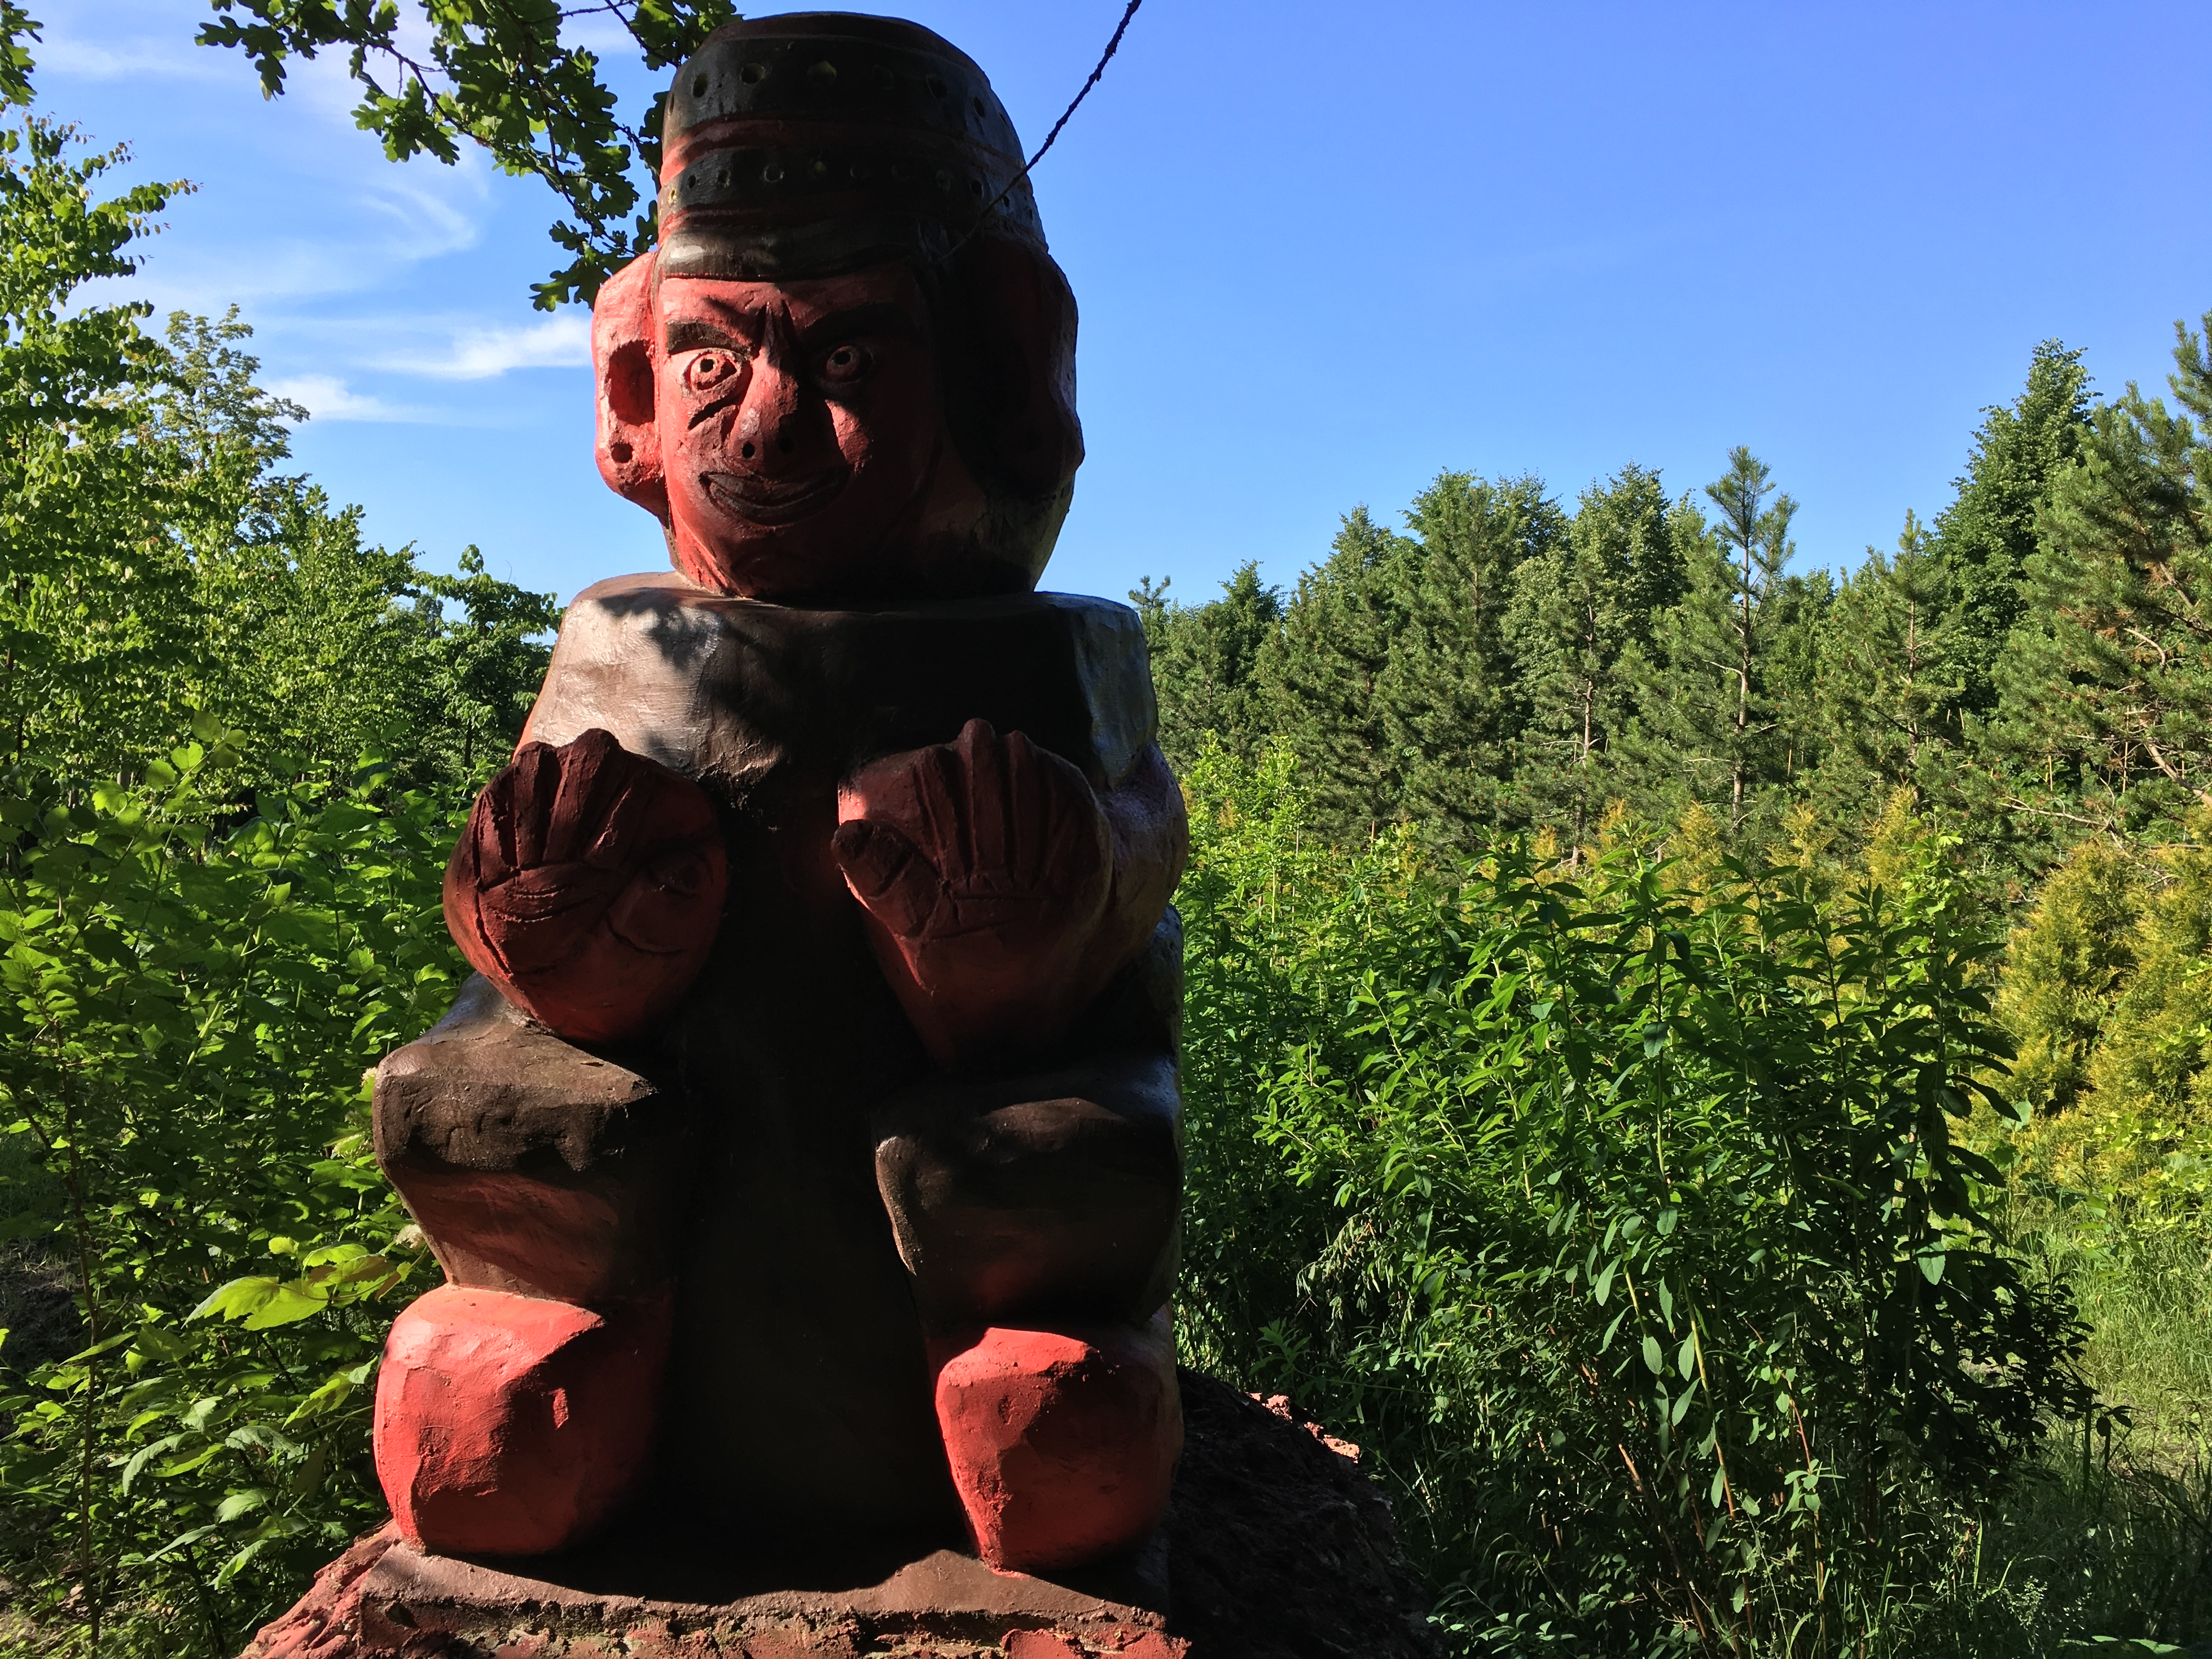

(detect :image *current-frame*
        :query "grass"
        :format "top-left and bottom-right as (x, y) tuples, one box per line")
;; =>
(1894, 1198), (2212, 1656)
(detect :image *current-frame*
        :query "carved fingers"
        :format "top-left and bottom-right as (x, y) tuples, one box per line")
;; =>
(833, 720), (1183, 1065)
(834, 716), (1111, 937)
(445, 729), (727, 1043)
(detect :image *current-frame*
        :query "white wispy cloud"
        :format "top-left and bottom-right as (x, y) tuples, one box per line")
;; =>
(265, 374), (438, 423)
(379, 315), (592, 380)
(41, 33), (238, 84)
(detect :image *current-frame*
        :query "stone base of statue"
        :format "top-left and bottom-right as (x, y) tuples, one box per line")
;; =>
(244, 1374), (1444, 1659)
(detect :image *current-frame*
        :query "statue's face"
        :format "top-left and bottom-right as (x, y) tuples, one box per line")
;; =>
(651, 264), (985, 601)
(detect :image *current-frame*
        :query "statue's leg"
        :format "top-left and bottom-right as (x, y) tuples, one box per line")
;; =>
(371, 977), (692, 1557)
(872, 922), (1187, 1572)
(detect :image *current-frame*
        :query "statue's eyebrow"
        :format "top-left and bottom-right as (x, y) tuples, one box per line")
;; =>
(793, 304), (920, 347)
(664, 316), (749, 354)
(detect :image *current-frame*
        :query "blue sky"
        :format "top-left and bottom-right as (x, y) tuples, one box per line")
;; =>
(40, 0), (2212, 611)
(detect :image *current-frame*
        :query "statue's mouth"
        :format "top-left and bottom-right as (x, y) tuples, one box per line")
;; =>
(703, 467), (850, 527)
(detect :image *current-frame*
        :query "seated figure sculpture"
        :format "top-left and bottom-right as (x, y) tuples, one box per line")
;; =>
(367, 12), (1189, 1579)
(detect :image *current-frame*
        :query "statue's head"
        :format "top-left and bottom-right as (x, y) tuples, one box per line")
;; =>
(592, 13), (1084, 603)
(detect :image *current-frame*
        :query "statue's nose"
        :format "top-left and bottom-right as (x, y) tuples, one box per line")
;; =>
(733, 358), (827, 471)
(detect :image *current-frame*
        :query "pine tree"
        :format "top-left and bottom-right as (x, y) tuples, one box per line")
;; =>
(1819, 510), (1965, 793)
(1133, 563), (1285, 768)
(1378, 472), (1564, 847)
(1262, 507), (1415, 842)
(1992, 312), (2212, 835)
(1705, 447), (1801, 827)
(1761, 566), (1834, 790)
(1615, 452), (1810, 835)
(1934, 341), (2092, 717)
(1503, 464), (1686, 846)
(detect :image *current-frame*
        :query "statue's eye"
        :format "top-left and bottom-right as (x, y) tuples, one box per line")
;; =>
(818, 342), (872, 385)
(685, 351), (742, 392)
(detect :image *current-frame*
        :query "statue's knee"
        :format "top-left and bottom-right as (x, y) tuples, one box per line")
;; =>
(373, 1284), (670, 1557)
(874, 1061), (1182, 1328)
(931, 1313), (1181, 1573)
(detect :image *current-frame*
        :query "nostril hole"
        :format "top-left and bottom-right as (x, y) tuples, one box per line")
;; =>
(608, 440), (633, 464)
(740, 441), (756, 459)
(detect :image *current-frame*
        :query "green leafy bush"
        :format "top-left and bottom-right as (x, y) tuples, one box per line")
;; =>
(0, 741), (458, 1656)
(1173, 745), (2091, 1652)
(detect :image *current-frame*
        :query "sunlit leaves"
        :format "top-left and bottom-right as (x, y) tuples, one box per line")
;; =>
(0, 758), (458, 1643)
(1171, 742), (2089, 1650)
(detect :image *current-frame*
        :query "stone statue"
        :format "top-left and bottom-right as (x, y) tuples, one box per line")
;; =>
(367, 10), (1189, 1581)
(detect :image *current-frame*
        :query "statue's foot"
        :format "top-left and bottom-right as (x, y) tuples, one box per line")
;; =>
(373, 1284), (670, 1557)
(932, 1312), (1182, 1573)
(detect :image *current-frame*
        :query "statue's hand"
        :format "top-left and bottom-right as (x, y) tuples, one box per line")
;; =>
(833, 719), (1120, 1064)
(445, 729), (726, 1043)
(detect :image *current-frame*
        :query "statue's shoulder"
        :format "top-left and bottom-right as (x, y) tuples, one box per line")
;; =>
(527, 578), (1155, 787)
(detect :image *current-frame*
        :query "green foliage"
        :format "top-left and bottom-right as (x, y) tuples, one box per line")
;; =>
(0, 50), (532, 1652)
(1175, 746), (2091, 1652)
(1502, 465), (1688, 845)
(1993, 314), (2212, 841)
(0, 757), (458, 1655)
(196, 0), (741, 307)
(1996, 838), (2143, 1119)
(1378, 474), (1567, 849)
(0, 114), (194, 779)
(1819, 511), (1967, 797)
(1133, 563), (1284, 772)
(150, 312), (561, 795)
(1935, 342), (2093, 720)
(0, 111), (557, 796)
(1260, 504), (1418, 843)
(2002, 827), (2212, 1210)
(1617, 449), (1827, 836)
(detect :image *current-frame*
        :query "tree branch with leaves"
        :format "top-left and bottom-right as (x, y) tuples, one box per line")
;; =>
(196, 0), (740, 307)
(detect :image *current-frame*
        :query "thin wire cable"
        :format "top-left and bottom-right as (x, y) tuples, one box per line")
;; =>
(944, 0), (1144, 259)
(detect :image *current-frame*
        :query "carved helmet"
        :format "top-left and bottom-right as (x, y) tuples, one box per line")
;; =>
(657, 12), (1047, 280)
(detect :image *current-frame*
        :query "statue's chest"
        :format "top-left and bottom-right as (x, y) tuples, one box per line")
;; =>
(521, 578), (1158, 1080)
(522, 575), (1152, 808)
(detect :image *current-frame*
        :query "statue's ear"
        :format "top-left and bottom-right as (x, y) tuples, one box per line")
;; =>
(957, 238), (1084, 501)
(592, 252), (668, 519)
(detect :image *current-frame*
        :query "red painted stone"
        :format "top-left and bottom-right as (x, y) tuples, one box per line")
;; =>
(444, 729), (726, 1044)
(834, 718), (1183, 1065)
(931, 1316), (1182, 1575)
(373, 1284), (671, 1558)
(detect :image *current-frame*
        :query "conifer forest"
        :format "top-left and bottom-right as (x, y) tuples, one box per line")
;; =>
(3, 9), (2211, 1657)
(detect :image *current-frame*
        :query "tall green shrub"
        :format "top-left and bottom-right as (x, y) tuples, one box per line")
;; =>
(0, 747), (457, 1656)
(1174, 747), (2088, 1652)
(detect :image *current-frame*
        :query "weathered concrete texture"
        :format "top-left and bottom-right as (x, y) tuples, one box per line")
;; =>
(243, 1373), (1443, 1659)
